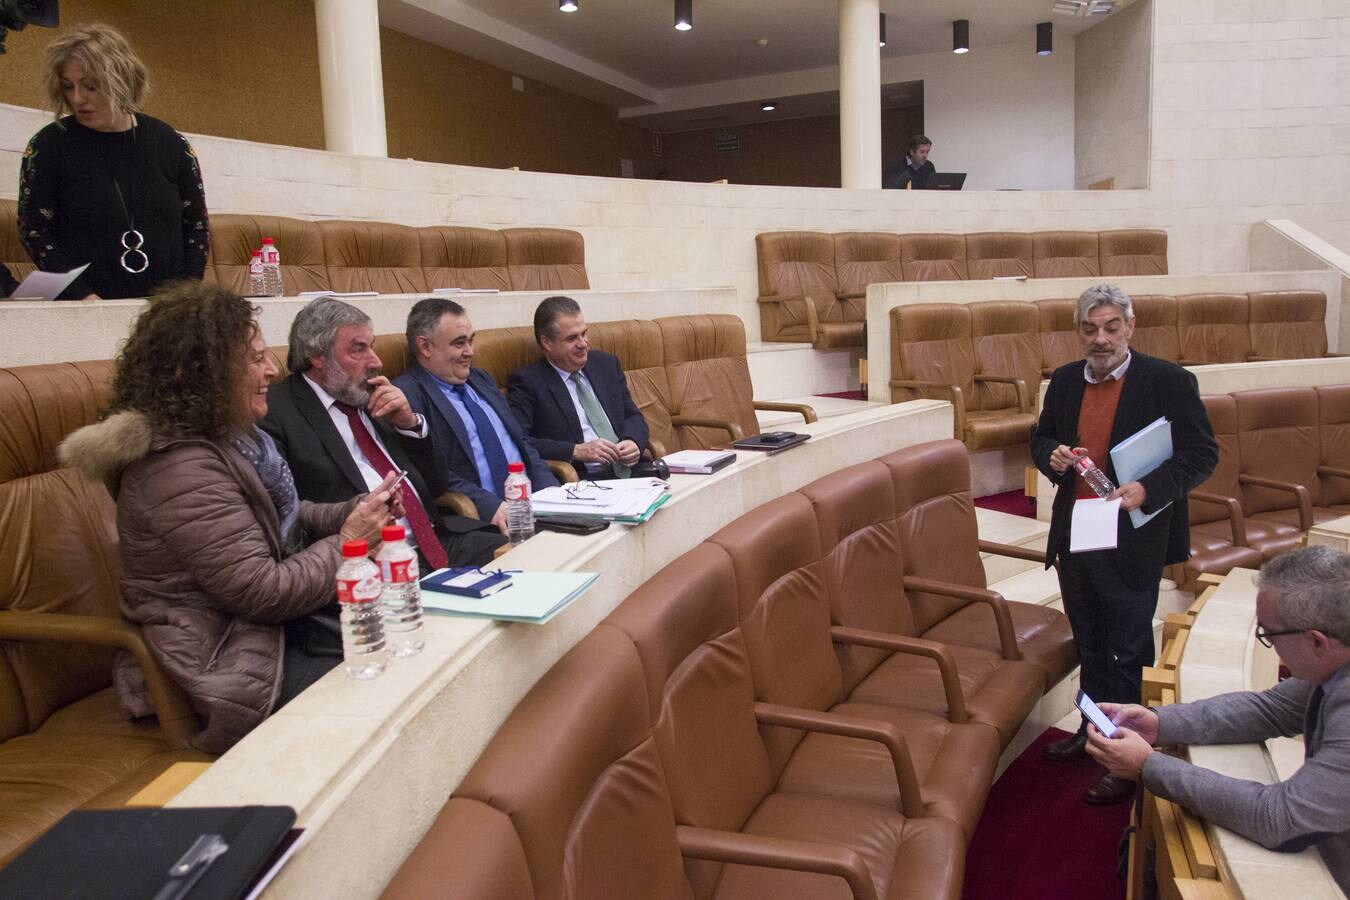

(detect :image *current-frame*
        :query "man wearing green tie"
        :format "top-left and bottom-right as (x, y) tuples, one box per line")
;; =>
(509, 296), (653, 481)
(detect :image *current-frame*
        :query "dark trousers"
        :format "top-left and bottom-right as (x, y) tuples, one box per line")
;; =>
(1057, 549), (1159, 710)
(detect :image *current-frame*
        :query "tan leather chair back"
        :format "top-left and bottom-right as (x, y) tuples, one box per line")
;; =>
(1129, 294), (1180, 362)
(419, 226), (510, 292)
(833, 232), (904, 297)
(755, 231), (838, 343)
(381, 798), (536, 899)
(707, 493), (838, 778)
(1177, 293), (1251, 363)
(1234, 387), (1321, 512)
(1036, 299), (1080, 375)
(1032, 231), (1099, 279)
(798, 461), (912, 694)
(1317, 385), (1350, 506)
(884, 440), (987, 633)
(208, 214), (329, 295)
(969, 301), (1040, 412)
(1249, 290), (1327, 360)
(372, 333), (412, 382)
(901, 233), (968, 282)
(1, 198), (36, 284)
(890, 303), (975, 408)
(472, 326), (538, 390)
(503, 228), (589, 291)
(318, 220), (427, 294)
(585, 319), (676, 455)
(1189, 395), (1242, 527)
(0, 362), (120, 740)
(1099, 229), (1168, 276)
(964, 232), (1033, 280)
(657, 315), (758, 450)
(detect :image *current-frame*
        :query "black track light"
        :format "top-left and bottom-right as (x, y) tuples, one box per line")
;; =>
(675, 0), (692, 31)
(879, 13), (887, 47)
(559, 0), (578, 12)
(953, 19), (969, 54)
(1037, 21), (1053, 55)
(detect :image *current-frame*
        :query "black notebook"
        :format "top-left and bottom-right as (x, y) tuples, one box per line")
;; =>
(0, 806), (297, 900)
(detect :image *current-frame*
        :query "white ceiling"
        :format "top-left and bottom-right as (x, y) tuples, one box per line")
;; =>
(378, 0), (1125, 130)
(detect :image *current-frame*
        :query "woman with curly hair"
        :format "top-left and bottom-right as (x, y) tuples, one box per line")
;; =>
(60, 283), (397, 753)
(18, 23), (209, 300)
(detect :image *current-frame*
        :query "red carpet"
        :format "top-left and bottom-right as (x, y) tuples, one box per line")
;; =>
(961, 728), (1131, 900)
(816, 390), (867, 401)
(974, 488), (1037, 519)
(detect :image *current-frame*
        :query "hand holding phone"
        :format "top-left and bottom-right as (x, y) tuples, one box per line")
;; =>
(1076, 689), (1118, 738)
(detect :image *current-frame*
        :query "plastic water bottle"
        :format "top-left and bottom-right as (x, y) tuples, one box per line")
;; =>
(260, 237), (283, 297)
(246, 250), (265, 296)
(504, 461), (534, 544)
(375, 525), (424, 657)
(335, 540), (387, 679)
(1073, 454), (1117, 499)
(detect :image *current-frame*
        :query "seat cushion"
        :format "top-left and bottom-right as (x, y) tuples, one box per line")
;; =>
(816, 321), (865, 349)
(713, 792), (965, 900)
(1185, 544), (1265, 579)
(921, 601), (1076, 689)
(963, 410), (1038, 451)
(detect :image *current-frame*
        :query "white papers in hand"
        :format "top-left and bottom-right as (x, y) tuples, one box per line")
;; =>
(1070, 497), (1121, 552)
(9, 263), (90, 300)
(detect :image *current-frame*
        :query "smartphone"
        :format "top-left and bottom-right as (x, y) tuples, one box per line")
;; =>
(756, 431), (796, 444)
(385, 469), (409, 495)
(1075, 689), (1118, 738)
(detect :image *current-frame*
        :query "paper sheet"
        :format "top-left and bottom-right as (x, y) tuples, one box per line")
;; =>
(9, 264), (90, 300)
(1070, 497), (1121, 552)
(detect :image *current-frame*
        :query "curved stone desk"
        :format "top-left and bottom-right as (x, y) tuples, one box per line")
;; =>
(1178, 567), (1343, 897)
(166, 399), (955, 898)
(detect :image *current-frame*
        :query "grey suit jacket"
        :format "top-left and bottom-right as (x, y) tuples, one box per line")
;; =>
(1142, 670), (1350, 893)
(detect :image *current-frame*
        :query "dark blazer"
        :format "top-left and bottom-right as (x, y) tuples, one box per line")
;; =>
(0, 263), (17, 297)
(507, 352), (650, 466)
(259, 372), (475, 538)
(883, 159), (936, 190)
(394, 362), (558, 523)
(1030, 352), (1217, 589)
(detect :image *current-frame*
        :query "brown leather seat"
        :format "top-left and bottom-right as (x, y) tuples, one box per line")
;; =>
(968, 301), (1040, 419)
(798, 461), (1044, 751)
(963, 233), (1033, 280)
(1186, 395), (1266, 579)
(208, 213), (330, 295)
(1128, 295), (1180, 362)
(1317, 385), (1350, 513)
(502, 227), (588, 291)
(0, 362), (208, 864)
(589, 320), (680, 458)
(901, 234), (967, 282)
(828, 232), (902, 349)
(1031, 231), (1099, 279)
(605, 542), (967, 900)
(419, 226), (510, 291)
(882, 441), (1077, 690)
(1248, 290), (1329, 360)
(755, 231), (843, 346)
(1098, 229), (1168, 276)
(1, 198), (36, 284)
(707, 492), (1000, 839)
(1036, 299), (1080, 376)
(1177, 293), (1251, 364)
(317, 220), (427, 294)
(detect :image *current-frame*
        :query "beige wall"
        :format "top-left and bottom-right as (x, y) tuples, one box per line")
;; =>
(1075, 0), (1152, 189)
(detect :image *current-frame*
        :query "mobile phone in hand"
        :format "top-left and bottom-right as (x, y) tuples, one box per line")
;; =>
(385, 469), (409, 496)
(1076, 689), (1118, 738)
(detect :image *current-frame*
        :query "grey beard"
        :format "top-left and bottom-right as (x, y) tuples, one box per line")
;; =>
(325, 369), (378, 407)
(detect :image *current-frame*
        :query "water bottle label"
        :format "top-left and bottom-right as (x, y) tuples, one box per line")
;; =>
(379, 557), (418, 583)
(505, 482), (529, 502)
(249, 260), (263, 275)
(337, 575), (381, 604)
(1073, 455), (1095, 475)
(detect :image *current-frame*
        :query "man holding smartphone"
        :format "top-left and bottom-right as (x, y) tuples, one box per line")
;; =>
(1086, 546), (1350, 893)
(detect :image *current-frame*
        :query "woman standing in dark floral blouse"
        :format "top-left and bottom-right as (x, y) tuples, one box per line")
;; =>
(18, 24), (208, 301)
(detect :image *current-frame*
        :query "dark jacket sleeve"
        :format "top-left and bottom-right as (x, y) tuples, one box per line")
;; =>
(507, 366), (579, 462)
(17, 126), (96, 299)
(175, 132), (209, 280)
(1137, 366), (1217, 514)
(1030, 368), (1071, 486)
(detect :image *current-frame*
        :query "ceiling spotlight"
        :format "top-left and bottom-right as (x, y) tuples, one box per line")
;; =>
(952, 19), (969, 54)
(761, 100), (778, 112)
(558, 0), (578, 11)
(879, 13), (887, 47)
(1037, 21), (1052, 55)
(675, 0), (692, 31)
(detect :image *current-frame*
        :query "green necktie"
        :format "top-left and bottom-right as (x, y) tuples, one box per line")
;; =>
(571, 371), (629, 478)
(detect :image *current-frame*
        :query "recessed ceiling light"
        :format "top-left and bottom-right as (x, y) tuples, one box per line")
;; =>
(559, 0), (577, 11)
(760, 101), (778, 112)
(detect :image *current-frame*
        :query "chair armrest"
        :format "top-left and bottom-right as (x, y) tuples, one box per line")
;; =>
(0, 611), (198, 750)
(756, 294), (822, 346)
(830, 627), (968, 724)
(902, 575), (1021, 661)
(1237, 474), (1313, 531)
(671, 415), (744, 442)
(1318, 465), (1350, 480)
(1189, 490), (1249, 547)
(434, 491), (478, 519)
(973, 373), (1032, 413)
(836, 291), (866, 300)
(753, 701), (924, 818)
(753, 400), (818, 424)
(676, 826), (879, 900)
(546, 460), (579, 484)
(977, 539), (1046, 564)
(648, 436), (670, 459)
(888, 380), (966, 439)
(1247, 355), (1281, 362)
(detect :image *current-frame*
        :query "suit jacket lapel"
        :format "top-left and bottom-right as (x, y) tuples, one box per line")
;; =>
(412, 363), (476, 456)
(471, 368), (529, 451)
(540, 359), (584, 441)
(289, 374), (367, 493)
(1110, 352), (1154, 448)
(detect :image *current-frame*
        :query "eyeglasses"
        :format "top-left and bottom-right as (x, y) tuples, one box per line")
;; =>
(1254, 624), (1309, 648)
(564, 480), (613, 500)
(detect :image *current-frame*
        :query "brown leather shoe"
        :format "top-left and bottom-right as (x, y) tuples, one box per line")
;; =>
(1084, 773), (1136, 806)
(1041, 731), (1089, 762)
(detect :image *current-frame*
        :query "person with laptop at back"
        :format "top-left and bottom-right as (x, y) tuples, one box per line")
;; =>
(883, 134), (937, 190)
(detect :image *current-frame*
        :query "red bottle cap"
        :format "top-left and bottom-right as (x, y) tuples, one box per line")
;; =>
(381, 525), (405, 542)
(262, 237), (276, 244)
(342, 540), (369, 557)
(508, 461), (525, 473)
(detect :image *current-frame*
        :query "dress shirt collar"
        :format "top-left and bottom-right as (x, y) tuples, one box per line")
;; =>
(427, 368), (470, 396)
(303, 372), (342, 410)
(1083, 350), (1132, 384)
(548, 360), (584, 384)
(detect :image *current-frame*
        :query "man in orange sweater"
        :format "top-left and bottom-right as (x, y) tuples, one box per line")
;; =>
(1030, 284), (1217, 805)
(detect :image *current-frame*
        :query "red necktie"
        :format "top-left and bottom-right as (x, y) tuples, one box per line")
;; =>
(334, 402), (448, 570)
